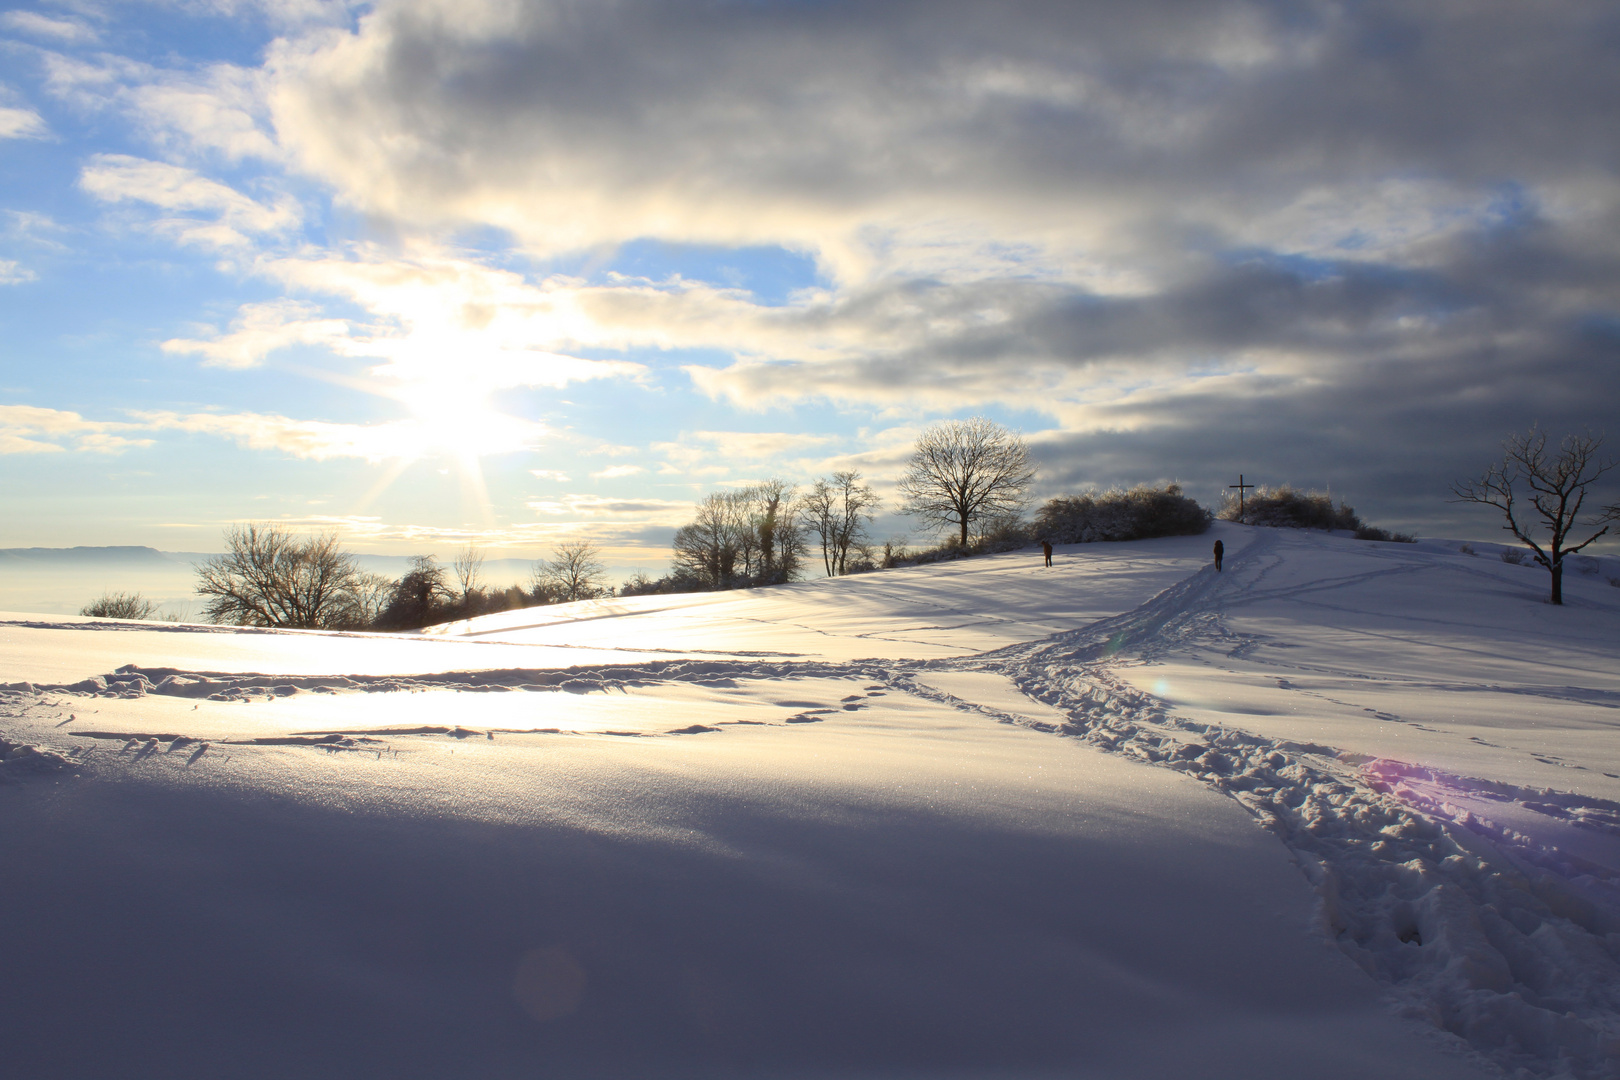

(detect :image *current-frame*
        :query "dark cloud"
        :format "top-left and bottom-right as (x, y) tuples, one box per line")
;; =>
(264, 0), (1619, 539)
(276, 0), (1620, 228)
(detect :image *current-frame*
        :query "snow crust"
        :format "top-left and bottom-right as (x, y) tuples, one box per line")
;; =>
(3, 523), (1618, 1078)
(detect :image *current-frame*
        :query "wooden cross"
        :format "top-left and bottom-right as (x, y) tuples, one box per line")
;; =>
(1229, 475), (1253, 522)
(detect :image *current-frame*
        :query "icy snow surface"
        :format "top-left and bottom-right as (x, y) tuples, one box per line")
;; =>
(3, 523), (1619, 1078)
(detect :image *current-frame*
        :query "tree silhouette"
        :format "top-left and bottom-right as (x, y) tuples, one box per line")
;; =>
(898, 417), (1035, 548)
(1453, 428), (1614, 605)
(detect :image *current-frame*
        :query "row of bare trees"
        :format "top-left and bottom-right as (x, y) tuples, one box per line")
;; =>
(669, 480), (806, 590)
(171, 418), (1038, 622)
(189, 527), (612, 631)
(652, 474), (884, 592)
(632, 418), (1038, 594)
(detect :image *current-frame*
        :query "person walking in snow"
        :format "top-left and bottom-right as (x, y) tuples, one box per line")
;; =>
(1213, 538), (1224, 572)
(1041, 539), (1054, 567)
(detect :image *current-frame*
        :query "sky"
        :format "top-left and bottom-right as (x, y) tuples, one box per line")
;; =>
(0, 0), (1617, 575)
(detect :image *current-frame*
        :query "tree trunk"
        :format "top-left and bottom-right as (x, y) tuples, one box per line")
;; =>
(959, 517), (969, 548)
(1551, 561), (1563, 605)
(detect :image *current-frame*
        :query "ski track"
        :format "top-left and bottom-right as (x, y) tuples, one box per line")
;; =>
(3, 528), (1619, 1079)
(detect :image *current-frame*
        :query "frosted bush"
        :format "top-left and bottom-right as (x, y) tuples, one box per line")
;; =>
(1035, 485), (1210, 544)
(1220, 486), (1413, 541)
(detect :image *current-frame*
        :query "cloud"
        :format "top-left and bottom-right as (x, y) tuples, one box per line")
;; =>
(137, 407), (548, 461)
(263, 0), (1620, 279)
(0, 405), (151, 453)
(252, 250), (650, 390)
(526, 494), (693, 524)
(42, 52), (280, 162)
(79, 154), (299, 248)
(652, 430), (833, 477)
(9, 0), (1616, 540)
(0, 105), (47, 139)
(127, 64), (280, 163)
(161, 299), (353, 368)
(590, 464), (643, 480)
(0, 11), (97, 44)
(0, 258), (34, 284)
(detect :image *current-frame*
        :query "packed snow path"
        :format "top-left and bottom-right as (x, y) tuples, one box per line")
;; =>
(3, 524), (1619, 1078)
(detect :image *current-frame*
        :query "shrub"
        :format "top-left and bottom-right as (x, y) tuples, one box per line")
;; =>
(887, 517), (1033, 567)
(1501, 548), (1528, 565)
(81, 591), (159, 620)
(1035, 484), (1211, 544)
(1354, 524), (1417, 543)
(1219, 485), (1358, 531)
(373, 555), (456, 631)
(619, 570), (704, 596)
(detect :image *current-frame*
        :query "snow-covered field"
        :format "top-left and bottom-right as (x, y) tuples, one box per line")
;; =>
(4, 523), (1619, 1079)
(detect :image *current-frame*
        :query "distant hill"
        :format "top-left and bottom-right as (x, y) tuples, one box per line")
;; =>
(0, 546), (187, 565)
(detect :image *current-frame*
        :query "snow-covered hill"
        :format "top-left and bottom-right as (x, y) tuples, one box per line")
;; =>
(3, 523), (1618, 1079)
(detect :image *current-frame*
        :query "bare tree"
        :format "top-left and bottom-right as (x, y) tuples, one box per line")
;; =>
(195, 524), (365, 628)
(535, 540), (608, 603)
(744, 479), (806, 585)
(672, 491), (750, 589)
(804, 471), (880, 576)
(1453, 428), (1615, 605)
(452, 544), (485, 598)
(671, 484), (806, 590)
(344, 572), (395, 627)
(81, 591), (159, 620)
(897, 417), (1035, 548)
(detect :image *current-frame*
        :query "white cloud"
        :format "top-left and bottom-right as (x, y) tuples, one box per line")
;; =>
(79, 154), (300, 248)
(42, 53), (278, 163)
(529, 468), (570, 481)
(589, 464), (643, 480)
(0, 405), (150, 453)
(256, 250), (648, 391)
(0, 258), (34, 284)
(0, 11), (97, 43)
(161, 299), (352, 368)
(137, 407), (547, 461)
(128, 64), (280, 163)
(652, 430), (833, 477)
(526, 493), (692, 524)
(0, 105), (47, 139)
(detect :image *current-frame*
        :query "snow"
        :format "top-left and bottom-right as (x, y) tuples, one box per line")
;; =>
(3, 522), (1619, 1078)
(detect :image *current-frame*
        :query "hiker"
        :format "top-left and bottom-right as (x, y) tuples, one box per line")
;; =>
(1213, 538), (1224, 572)
(1041, 539), (1054, 567)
